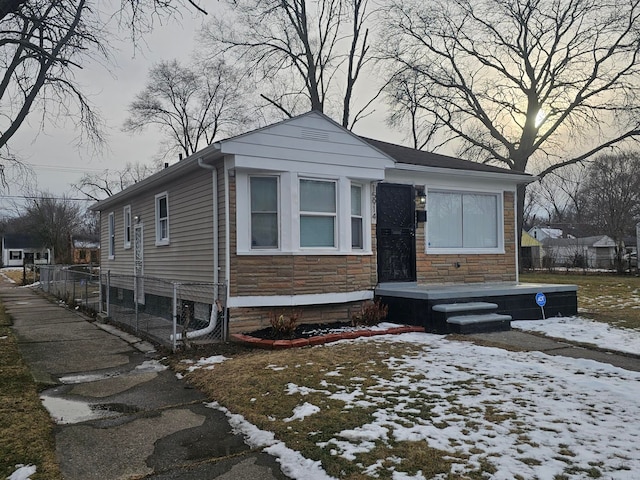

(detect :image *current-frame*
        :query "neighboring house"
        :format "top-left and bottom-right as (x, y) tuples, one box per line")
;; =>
(1, 234), (53, 267)
(90, 111), (577, 334)
(520, 231), (543, 269)
(70, 235), (100, 265)
(529, 226), (565, 241)
(542, 235), (616, 269)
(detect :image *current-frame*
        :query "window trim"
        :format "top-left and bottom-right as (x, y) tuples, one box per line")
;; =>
(108, 211), (115, 259)
(155, 192), (170, 246)
(425, 189), (504, 254)
(123, 205), (132, 249)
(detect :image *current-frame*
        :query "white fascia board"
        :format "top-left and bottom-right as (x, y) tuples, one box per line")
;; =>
(227, 290), (374, 308)
(232, 154), (387, 180)
(391, 163), (536, 185)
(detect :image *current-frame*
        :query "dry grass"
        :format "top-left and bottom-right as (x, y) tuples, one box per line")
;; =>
(1, 268), (36, 285)
(521, 272), (640, 330)
(0, 305), (62, 480)
(183, 342), (488, 479)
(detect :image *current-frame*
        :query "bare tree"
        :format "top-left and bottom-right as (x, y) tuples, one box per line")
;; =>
(21, 191), (82, 263)
(384, 0), (640, 234)
(72, 161), (160, 201)
(576, 152), (640, 271)
(204, 0), (379, 129)
(0, 0), (207, 189)
(124, 59), (250, 159)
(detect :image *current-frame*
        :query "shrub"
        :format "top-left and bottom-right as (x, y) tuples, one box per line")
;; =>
(269, 310), (301, 338)
(351, 299), (388, 327)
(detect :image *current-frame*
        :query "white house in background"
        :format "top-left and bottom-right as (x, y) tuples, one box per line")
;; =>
(1, 234), (53, 267)
(542, 235), (616, 269)
(529, 226), (565, 241)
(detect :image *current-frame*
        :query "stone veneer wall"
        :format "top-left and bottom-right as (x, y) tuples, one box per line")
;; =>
(415, 191), (516, 284)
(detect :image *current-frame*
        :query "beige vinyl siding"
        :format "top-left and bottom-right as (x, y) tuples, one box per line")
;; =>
(143, 168), (216, 283)
(216, 162), (227, 284)
(98, 164), (218, 287)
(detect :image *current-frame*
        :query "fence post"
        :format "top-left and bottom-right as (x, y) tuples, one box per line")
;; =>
(134, 274), (139, 333)
(106, 270), (111, 317)
(172, 283), (178, 353)
(99, 271), (103, 314)
(85, 273), (88, 308)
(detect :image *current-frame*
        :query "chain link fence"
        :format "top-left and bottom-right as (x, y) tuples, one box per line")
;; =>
(38, 265), (227, 351)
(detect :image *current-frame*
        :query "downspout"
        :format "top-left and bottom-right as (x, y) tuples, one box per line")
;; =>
(197, 158), (219, 287)
(171, 157), (220, 341)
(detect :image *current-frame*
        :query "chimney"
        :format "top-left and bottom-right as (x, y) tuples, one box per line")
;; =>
(164, 162), (169, 169)
(179, 153), (183, 161)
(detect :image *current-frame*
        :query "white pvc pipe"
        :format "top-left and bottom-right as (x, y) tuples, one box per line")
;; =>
(171, 300), (222, 341)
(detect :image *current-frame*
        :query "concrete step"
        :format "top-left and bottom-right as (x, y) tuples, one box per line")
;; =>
(433, 302), (498, 314)
(447, 313), (512, 334)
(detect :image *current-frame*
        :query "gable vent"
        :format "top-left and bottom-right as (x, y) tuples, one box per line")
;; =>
(300, 128), (329, 141)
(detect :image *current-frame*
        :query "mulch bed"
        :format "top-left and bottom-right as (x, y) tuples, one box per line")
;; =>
(231, 322), (425, 349)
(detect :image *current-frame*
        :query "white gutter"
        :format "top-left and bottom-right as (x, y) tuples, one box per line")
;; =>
(393, 162), (536, 184)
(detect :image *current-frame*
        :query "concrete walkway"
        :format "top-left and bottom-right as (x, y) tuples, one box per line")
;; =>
(1, 284), (289, 480)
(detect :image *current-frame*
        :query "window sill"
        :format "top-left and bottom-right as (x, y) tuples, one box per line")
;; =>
(108, 255), (115, 260)
(155, 239), (170, 247)
(425, 248), (505, 255)
(238, 249), (373, 256)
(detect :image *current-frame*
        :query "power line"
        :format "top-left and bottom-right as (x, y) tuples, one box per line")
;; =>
(0, 195), (96, 201)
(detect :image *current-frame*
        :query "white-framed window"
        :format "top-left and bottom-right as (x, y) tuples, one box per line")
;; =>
(250, 176), (279, 249)
(427, 191), (502, 252)
(9, 251), (22, 260)
(108, 212), (115, 259)
(123, 205), (131, 249)
(236, 171), (371, 254)
(300, 178), (337, 248)
(351, 184), (363, 249)
(155, 192), (169, 245)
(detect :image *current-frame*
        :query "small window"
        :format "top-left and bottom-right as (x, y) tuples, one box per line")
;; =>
(9, 251), (22, 260)
(79, 249), (87, 261)
(300, 179), (336, 248)
(250, 176), (279, 248)
(429, 191), (499, 249)
(351, 184), (363, 249)
(123, 205), (131, 249)
(155, 193), (169, 245)
(35, 252), (41, 260)
(108, 212), (115, 259)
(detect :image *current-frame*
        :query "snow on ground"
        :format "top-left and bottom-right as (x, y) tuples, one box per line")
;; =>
(208, 318), (640, 480)
(7, 465), (37, 480)
(513, 316), (640, 355)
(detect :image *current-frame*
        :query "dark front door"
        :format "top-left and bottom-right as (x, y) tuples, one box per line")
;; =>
(376, 183), (416, 282)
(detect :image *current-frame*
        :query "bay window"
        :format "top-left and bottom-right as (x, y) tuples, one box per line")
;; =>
(428, 191), (500, 250)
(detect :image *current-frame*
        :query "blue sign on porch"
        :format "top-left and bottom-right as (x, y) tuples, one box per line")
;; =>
(535, 292), (547, 307)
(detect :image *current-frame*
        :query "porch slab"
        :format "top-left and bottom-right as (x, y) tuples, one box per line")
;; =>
(376, 282), (577, 300)
(375, 282), (578, 334)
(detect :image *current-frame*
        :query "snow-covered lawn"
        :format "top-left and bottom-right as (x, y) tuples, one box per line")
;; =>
(187, 317), (640, 480)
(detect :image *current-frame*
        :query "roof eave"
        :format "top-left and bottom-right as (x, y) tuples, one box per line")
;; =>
(392, 162), (536, 184)
(90, 145), (223, 212)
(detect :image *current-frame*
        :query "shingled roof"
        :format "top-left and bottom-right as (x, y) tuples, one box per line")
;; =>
(361, 137), (524, 176)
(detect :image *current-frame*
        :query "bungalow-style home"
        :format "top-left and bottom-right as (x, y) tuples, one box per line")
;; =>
(70, 235), (100, 265)
(520, 231), (543, 269)
(90, 111), (577, 335)
(541, 235), (616, 269)
(1, 234), (53, 267)
(529, 226), (565, 241)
